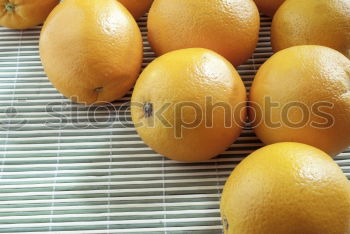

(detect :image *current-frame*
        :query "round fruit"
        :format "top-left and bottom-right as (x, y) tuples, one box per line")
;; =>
(250, 45), (350, 156)
(254, 0), (285, 17)
(147, 0), (260, 67)
(131, 48), (246, 162)
(118, 0), (153, 19)
(0, 0), (59, 29)
(40, 0), (143, 105)
(221, 142), (350, 234)
(271, 0), (350, 58)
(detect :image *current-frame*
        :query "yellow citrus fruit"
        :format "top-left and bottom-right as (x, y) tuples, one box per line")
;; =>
(0, 0), (59, 29)
(221, 142), (350, 234)
(118, 0), (153, 19)
(147, 0), (260, 67)
(271, 0), (350, 58)
(40, 0), (143, 105)
(253, 0), (285, 17)
(131, 48), (246, 162)
(250, 45), (350, 156)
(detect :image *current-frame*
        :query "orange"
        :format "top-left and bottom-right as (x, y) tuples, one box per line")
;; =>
(131, 48), (246, 162)
(271, 0), (350, 58)
(0, 0), (59, 29)
(147, 0), (260, 67)
(118, 0), (153, 19)
(250, 45), (350, 156)
(221, 142), (350, 234)
(40, 0), (143, 105)
(253, 0), (285, 17)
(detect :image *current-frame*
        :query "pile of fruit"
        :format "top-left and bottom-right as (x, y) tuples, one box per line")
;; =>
(1, 0), (349, 233)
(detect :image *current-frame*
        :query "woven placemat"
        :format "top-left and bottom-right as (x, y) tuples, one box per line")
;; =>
(0, 15), (349, 234)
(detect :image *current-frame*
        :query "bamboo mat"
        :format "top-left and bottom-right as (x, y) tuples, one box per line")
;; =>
(0, 14), (349, 233)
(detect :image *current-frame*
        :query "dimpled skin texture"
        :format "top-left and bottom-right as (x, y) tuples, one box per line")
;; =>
(147, 0), (260, 67)
(271, 0), (350, 58)
(250, 46), (350, 157)
(39, 0), (143, 105)
(118, 0), (153, 19)
(220, 142), (350, 234)
(254, 0), (285, 17)
(131, 48), (246, 162)
(0, 0), (59, 29)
